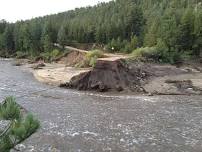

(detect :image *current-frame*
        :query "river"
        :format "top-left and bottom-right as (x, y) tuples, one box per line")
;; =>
(0, 59), (202, 152)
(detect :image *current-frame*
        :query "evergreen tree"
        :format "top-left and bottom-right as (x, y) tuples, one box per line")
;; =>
(2, 25), (14, 52)
(177, 8), (195, 51)
(193, 6), (202, 56)
(0, 97), (39, 152)
(57, 25), (66, 49)
(41, 22), (54, 51)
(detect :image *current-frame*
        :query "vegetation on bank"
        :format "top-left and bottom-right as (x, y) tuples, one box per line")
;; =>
(130, 39), (192, 64)
(0, 0), (201, 63)
(76, 50), (104, 67)
(0, 97), (39, 152)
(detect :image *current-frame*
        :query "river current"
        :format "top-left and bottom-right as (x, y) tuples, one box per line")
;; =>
(0, 59), (202, 152)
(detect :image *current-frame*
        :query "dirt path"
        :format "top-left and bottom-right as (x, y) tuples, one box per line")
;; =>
(64, 45), (129, 61)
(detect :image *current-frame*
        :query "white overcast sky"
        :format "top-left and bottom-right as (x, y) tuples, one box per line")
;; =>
(0, 0), (111, 22)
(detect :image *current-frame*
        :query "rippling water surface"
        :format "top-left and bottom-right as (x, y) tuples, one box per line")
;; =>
(1, 60), (202, 152)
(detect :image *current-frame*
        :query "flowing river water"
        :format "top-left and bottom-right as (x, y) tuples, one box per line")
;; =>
(0, 59), (202, 152)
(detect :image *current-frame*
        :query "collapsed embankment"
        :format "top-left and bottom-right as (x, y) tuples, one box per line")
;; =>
(60, 59), (149, 92)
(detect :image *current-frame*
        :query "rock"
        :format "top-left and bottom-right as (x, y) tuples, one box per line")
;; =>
(59, 83), (67, 88)
(116, 85), (123, 92)
(13, 61), (23, 66)
(98, 82), (108, 92)
(32, 62), (46, 70)
(147, 93), (154, 96)
(200, 58), (202, 63)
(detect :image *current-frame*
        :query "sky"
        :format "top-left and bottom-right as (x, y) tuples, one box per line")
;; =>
(0, 0), (111, 22)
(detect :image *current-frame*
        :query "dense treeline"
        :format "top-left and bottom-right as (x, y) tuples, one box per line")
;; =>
(0, 0), (201, 62)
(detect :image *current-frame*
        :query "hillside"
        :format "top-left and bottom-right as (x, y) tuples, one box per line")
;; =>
(0, 0), (201, 63)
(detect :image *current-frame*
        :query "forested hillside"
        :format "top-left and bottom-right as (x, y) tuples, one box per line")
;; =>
(0, 0), (201, 62)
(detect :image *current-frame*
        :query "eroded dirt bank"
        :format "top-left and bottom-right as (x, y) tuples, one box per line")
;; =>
(61, 59), (149, 92)
(17, 47), (202, 95)
(60, 58), (202, 95)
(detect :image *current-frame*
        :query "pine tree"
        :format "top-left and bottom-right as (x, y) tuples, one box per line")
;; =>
(41, 22), (54, 51)
(144, 20), (159, 47)
(0, 97), (40, 152)
(57, 25), (66, 49)
(29, 21), (42, 55)
(177, 8), (195, 51)
(193, 6), (202, 56)
(2, 25), (14, 52)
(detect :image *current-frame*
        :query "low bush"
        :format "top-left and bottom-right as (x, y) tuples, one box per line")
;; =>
(131, 47), (159, 60)
(77, 50), (104, 67)
(16, 51), (28, 59)
(106, 36), (139, 53)
(131, 42), (190, 64)
(40, 49), (61, 62)
(106, 38), (126, 53)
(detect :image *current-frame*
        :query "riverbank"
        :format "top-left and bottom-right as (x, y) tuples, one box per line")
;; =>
(12, 46), (202, 95)
(20, 61), (202, 96)
(1, 59), (202, 151)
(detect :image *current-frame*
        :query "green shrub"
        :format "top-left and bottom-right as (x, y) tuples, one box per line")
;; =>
(40, 49), (61, 62)
(106, 38), (126, 52)
(131, 47), (159, 60)
(16, 51), (28, 59)
(39, 52), (50, 61)
(86, 50), (104, 59)
(50, 49), (60, 58)
(89, 56), (97, 67)
(78, 50), (104, 67)
(124, 36), (139, 53)
(0, 96), (40, 152)
(130, 39), (189, 64)
(155, 39), (187, 64)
